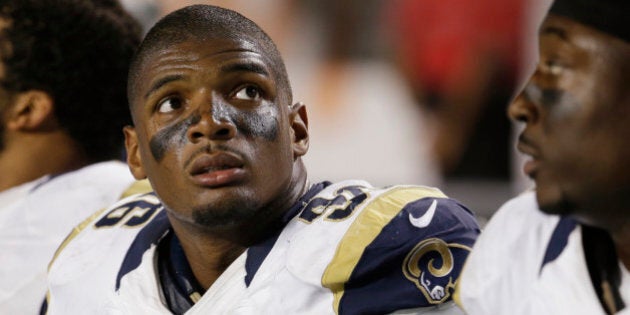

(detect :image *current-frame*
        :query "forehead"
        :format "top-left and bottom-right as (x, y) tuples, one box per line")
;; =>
(131, 36), (277, 102)
(540, 14), (629, 76)
(539, 14), (625, 54)
(140, 36), (271, 78)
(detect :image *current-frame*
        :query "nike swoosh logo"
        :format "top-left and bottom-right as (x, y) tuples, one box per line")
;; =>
(409, 199), (437, 228)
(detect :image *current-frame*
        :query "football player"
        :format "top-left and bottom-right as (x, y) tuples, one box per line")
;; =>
(45, 5), (479, 314)
(456, 0), (630, 314)
(0, 1), (143, 313)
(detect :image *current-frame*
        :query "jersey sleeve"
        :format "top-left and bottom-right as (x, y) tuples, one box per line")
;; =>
(323, 188), (480, 315)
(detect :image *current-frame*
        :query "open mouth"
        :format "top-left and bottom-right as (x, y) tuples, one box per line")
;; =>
(191, 164), (239, 175)
(189, 153), (243, 174)
(516, 134), (541, 178)
(188, 153), (246, 187)
(523, 158), (538, 178)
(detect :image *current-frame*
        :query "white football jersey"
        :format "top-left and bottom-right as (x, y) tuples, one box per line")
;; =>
(456, 191), (630, 315)
(0, 161), (138, 315)
(47, 180), (479, 314)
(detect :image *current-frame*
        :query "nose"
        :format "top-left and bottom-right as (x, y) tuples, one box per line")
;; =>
(186, 99), (237, 143)
(508, 83), (538, 125)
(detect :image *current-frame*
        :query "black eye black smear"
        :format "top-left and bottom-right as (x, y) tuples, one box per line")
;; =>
(213, 99), (279, 141)
(149, 114), (201, 161)
(524, 84), (563, 107)
(148, 104), (280, 162)
(540, 89), (563, 106)
(236, 110), (278, 141)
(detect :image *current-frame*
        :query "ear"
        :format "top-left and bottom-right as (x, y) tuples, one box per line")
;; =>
(6, 90), (56, 131)
(123, 125), (147, 180)
(289, 102), (309, 158)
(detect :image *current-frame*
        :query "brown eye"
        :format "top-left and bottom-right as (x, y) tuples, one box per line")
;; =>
(234, 85), (261, 101)
(156, 96), (183, 113)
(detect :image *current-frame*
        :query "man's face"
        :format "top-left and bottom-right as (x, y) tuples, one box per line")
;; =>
(125, 36), (306, 229)
(509, 14), (630, 221)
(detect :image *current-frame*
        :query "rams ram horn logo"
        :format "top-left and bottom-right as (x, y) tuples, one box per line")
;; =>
(402, 238), (462, 304)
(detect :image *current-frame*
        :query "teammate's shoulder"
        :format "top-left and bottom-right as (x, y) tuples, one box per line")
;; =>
(482, 190), (560, 241)
(49, 192), (163, 268)
(455, 192), (572, 313)
(493, 190), (538, 219)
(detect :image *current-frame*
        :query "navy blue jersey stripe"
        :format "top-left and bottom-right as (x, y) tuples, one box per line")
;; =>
(116, 209), (170, 289)
(158, 230), (204, 314)
(540, 217), (578, 273)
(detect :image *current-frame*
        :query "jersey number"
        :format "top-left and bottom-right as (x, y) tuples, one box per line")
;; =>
(299, 186), (368, 223)
(94, 195), (162, 228)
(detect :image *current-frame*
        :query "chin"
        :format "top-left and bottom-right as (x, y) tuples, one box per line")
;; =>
(534, 183), (577, 216)
(191, 197), (260, 229)
(538, 200), (568, 215)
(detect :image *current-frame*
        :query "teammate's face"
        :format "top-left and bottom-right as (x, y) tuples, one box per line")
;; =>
(125, 36), (307, 230)
(509, 14), (630, 223)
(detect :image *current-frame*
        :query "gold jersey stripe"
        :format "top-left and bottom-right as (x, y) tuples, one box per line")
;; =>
(321, 186), (447, 314)
(119, 179), (153, 199)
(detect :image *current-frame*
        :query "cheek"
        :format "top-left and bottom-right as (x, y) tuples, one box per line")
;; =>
(542, 90), (583, 129)
(145, 160), (187, 210)
(546, 129), (619, 195)
(149, 114), (201, 161)
(234, 105), (279, 141)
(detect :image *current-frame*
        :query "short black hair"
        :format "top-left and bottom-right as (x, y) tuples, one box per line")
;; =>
(127, 4), (292, 115)
(550, 0), (629, 42)
(0, 0), (142, 161)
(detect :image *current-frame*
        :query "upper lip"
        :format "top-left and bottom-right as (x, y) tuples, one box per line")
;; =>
(516, 133), (540, 159)
(187, 151), (244, 176)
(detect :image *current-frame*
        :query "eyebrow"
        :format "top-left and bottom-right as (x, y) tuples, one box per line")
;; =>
(144, 74), (184, 100)
(220, 62), (270, 77)
(541, 26), (568, 40)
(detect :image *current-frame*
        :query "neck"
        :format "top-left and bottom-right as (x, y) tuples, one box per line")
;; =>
(0, 131), (88, 192)
(169, 163), (309, 290)
(170, 225), (246, 290)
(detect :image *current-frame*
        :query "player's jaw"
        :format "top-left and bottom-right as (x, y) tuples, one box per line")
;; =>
(515, 131), (567, 214)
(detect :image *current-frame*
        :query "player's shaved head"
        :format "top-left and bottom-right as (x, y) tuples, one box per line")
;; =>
(127, 4), (292, 114)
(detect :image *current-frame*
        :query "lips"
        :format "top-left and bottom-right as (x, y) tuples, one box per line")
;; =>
(516, 134), (540, 178)
(187, 153), (246, 187)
